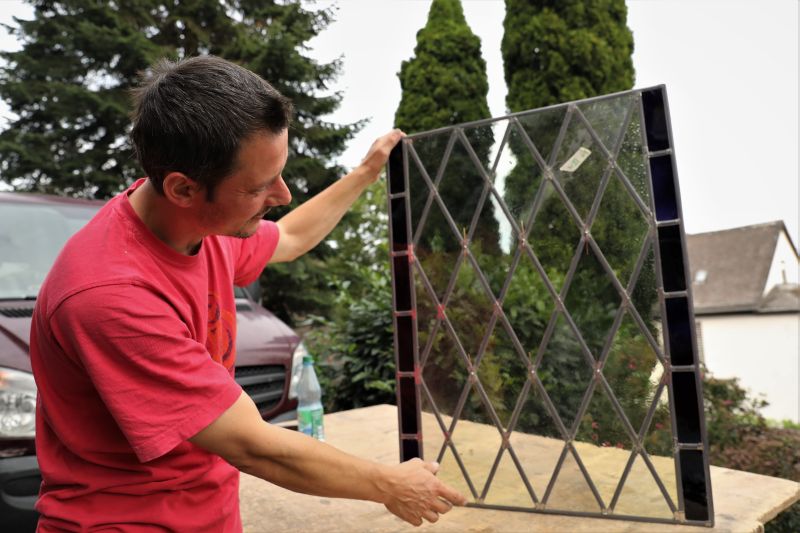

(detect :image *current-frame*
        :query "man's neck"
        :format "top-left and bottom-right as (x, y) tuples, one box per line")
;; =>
(128, 180), (204, 255)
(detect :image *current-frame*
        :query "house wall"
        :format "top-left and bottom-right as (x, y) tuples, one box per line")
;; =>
(698, 313), (799, 422)
(764, 231), (799, 292)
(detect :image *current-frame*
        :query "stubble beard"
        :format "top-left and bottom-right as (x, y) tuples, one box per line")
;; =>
(233, 207), (271, 239)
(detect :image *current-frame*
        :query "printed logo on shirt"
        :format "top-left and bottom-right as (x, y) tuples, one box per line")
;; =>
(206, 291), (236, 370)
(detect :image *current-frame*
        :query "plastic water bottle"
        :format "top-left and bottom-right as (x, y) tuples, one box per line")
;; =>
(297, 355), (325, 441)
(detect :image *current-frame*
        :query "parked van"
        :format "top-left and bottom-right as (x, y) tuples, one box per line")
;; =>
(0, 191), (306, 530)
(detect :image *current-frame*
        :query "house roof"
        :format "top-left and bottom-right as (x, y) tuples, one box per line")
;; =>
(686, 221), (798, 314)
(760, 284), (800, 313)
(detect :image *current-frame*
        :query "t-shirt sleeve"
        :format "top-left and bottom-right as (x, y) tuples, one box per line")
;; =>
(50, 283), (243, 463)
(231, 220), (280, 286)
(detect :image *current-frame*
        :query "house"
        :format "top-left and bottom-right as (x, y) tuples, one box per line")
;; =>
(687, 221), (799, 423)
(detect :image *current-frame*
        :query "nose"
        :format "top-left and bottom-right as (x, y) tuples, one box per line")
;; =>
(267, 175), (292, 206)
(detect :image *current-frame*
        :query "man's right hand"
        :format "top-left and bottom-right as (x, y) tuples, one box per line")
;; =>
(378, 458), (468, 526)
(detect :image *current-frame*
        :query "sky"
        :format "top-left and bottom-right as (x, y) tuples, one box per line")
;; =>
(0, 0), (797, 244)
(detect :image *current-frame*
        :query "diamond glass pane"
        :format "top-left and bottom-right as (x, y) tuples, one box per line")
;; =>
(592, 172), (650, 288)
(408, 134), (451, 238)
(614, 454), (675, 519)
(420, 385), (446, 462)
(537, 312), (594, 431)
(482, 448), (534, 507)
(438, 445), (477, 500)
(577, 92), (636, 157)
(471, 120), (545, 299)
(616, 102), (652, 208)
(450, 382), (503, 500)
(562, 247), (621, 359)
(552, 110), (607, 221)
(392, 88), (712, 525)
(501, 254), (555, 366)
(575, 384), (633, 506)
(509, 380), (564, 499)
(420, 325), (469, 420)
(476, 320), (529, 431)
(517, 105), (568, 165)
(546, 447), (601, 511)
(528, 180), (581, 293)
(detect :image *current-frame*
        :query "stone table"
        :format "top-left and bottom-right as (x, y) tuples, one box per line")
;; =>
(239, 405), (799, 533)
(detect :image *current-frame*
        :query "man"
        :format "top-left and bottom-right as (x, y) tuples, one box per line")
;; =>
(30, 55), (465, 531)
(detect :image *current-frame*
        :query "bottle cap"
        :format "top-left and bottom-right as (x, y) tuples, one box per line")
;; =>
(303, 355), (314, 365)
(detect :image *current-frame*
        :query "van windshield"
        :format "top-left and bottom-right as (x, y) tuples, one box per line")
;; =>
(0, 201), (98, 300)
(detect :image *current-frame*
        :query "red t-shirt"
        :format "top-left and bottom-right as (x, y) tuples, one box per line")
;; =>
(29, 179), (280, 532)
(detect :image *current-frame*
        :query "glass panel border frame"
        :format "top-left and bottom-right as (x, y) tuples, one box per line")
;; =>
(386, 86), (714, 527)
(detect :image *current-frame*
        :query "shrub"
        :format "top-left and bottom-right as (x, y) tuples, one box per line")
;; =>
(306, 263), (396, 414)
(702, 370), (799, 531)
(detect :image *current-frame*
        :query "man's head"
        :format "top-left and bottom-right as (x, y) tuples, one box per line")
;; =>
(130, 55), (293, 202)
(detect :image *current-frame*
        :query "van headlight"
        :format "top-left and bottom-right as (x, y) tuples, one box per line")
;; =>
(288, 342), (308, 400)
(0, 367), (37, 439)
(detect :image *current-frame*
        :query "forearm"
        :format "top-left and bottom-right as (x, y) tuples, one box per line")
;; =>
(237, 421), (391, 503)
(190, 391), (464, 526)
(275, 165), (373, 261)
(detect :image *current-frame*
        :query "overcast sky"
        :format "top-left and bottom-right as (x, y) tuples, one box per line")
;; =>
(1, 0), (797, 244)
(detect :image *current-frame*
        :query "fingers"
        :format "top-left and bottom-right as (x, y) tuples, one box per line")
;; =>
(422, 460), (439, 474)
(431, 497), (453, 514)
(385, 459), (466, 527)
(359, 129), (406, 178)
(387, 128), (406, 140)
(380, 129), (405, 152)
(379, 129), (406, 150)
(400, 498), (451, 527)
(437, 480), (468, 506)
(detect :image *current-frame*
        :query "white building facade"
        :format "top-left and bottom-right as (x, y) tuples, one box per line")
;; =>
(688, 222), (799, 423)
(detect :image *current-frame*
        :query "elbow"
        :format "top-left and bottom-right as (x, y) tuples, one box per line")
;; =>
(226, 449), (254, 473)
(222, 440), (265, 476)
(271, 232), (305, 263)
(284, 245), (303, 262)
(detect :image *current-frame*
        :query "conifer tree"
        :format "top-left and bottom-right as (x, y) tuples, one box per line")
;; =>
(395, 0), (497, 253)
(500, 0), (637, 273)
(0, 0), (357, 323)
(500, 1), (659, 439)
(393, 0), (502, 423)
(395, 0), (490, 133)
(502, 0), (634, 112)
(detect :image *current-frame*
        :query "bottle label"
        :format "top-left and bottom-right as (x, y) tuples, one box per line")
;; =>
(298, 407), (325, 441)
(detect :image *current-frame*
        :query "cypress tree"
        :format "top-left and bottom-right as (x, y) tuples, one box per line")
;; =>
(499, 0), (637, 277)
(394, 0), (503, 424)
(502, 0), (634, 112)
(395, 0), (491, 132)
(0, 0), (357, 324)
(395, 0), (497, 254)
(500, 1), (660, 440)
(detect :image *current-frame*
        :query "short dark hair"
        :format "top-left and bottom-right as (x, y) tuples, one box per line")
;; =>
(130, 55), (293, 199)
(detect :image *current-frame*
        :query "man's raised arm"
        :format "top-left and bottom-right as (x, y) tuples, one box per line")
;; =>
(270, 129), (404, 263)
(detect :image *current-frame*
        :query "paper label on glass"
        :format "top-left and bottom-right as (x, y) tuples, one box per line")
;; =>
(559, 147), (592, 173)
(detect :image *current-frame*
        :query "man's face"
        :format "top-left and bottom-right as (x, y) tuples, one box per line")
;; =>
(200, 129), (291, 238)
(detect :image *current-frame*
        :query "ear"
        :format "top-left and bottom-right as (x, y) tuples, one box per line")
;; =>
(162, 172), (204, 207)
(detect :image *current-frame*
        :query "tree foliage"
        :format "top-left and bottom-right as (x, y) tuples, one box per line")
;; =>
(0, 0), (360, 324)
(306, 184), (397, 412)
(502, 0), (634, 112)
(395, 0), (498, 254)
(395, 0), (490, 132)
(489, 0), (647, 441)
